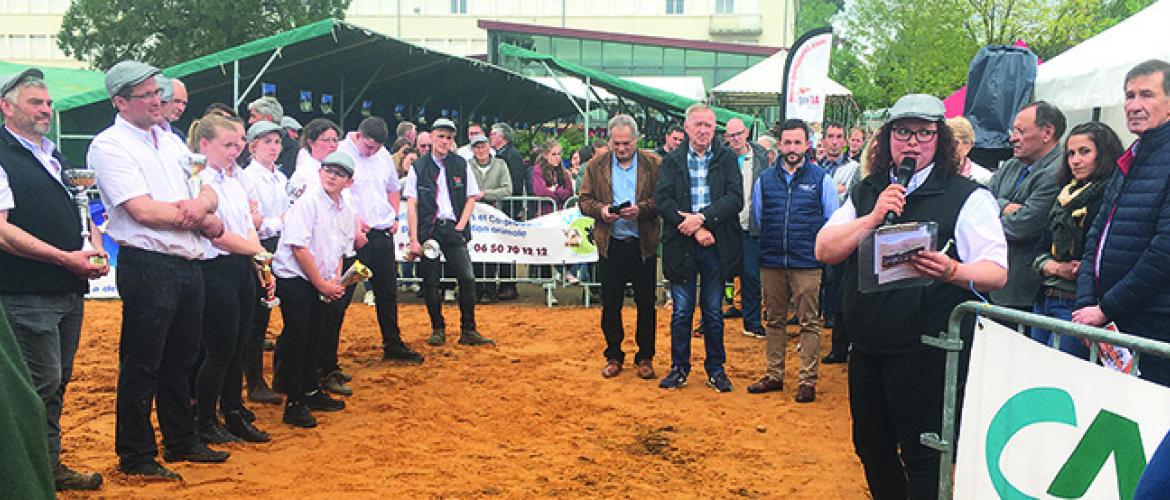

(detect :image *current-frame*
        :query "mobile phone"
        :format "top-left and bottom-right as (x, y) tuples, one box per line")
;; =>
(611, 200), (631, 213)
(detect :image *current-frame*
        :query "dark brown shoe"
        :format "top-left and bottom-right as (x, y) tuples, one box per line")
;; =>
(746, 375), (784, 394)
(635, 360), (656, 379)
(601, 359), (622, 378)
(795, 383), (817, 403)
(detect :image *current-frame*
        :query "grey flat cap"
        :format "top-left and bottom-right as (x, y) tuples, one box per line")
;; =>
(0, 68), (44, 97)
(431, 118), (457, 131)
(280, 116), (302, 131)
(321, 151), (355, 175)
(105, 60), (159, 97)
(887, 94), (946, 123)
(155, 74), (174, 101)
(246, 121), (282, 142)
(469, 134), (489, 146)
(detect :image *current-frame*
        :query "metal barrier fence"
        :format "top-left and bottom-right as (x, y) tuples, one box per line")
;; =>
(923, 301), (1170, 499)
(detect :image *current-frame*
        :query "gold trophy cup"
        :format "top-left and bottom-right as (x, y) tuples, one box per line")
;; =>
(321, 260), (373, 303)
(60, 168), (106, 266)
(253, 252), (280, 308)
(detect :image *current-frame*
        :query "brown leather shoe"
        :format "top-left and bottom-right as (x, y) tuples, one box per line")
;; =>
(795, 383), (816, 403)
(746, 375), (784, 394)
(601, 360), (622, 378)
(635, 359), (656, 379)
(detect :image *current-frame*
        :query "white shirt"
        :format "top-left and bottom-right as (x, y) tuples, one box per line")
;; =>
(241, 159), (290, 239)
(6, 125), (64, 186)
(272, 185), (355, 282)
(338, 138), (399, 230)
(88, 114), (206, 259)
(288, 151), (321, 198)
(0, 166), (13, 211)
(402, 154), (481, 221)
(738, 149), (756, 231)
(825, 164), (1008, 268)
(200, 165), (254, 259)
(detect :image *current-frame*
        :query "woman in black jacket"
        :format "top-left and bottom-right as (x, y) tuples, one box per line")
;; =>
(1030, 122), (1124, 358)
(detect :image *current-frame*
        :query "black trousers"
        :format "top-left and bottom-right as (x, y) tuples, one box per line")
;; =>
(320, 256), (357, 375)
(114, 247), (204, 467)
(245, 236), (279, 389)
(599, 238), (657, 364)
(849, 347), (945, 500)
(196, 255), (256, 420)
(275, 277), (345, 401)
(357, 229), (404, 350)
(827, 262), (850, 356)
(419, 220), (476, 331)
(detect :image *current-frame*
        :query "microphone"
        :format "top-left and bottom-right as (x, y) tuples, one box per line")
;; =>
(884, 157), (917, 224)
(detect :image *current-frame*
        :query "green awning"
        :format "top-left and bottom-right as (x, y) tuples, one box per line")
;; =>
(51, 18), (580, 165)
(0, 62), (104, 104)
(498, 43), (756, 127)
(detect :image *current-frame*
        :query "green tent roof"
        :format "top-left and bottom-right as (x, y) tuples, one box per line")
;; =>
(498, 43), (756, 127)
(0, 62), (104, 104)
(51, 19), (582, 165)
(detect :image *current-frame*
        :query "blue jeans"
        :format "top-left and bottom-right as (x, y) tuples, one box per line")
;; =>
(0, 292), (84, 465)
(741, 233), (762, 332)
(1031, 294), (1089, 360)
(669, 245), (727, 375)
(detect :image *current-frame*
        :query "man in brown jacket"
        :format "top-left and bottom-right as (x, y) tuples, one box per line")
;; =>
(578, 114), (662, 380)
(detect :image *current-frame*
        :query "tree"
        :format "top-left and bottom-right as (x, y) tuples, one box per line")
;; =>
(57, 0), (352, 70)
(833, 0), (980, 110)
(795, 0), (841, 39)
(830, 0), (1152, 111)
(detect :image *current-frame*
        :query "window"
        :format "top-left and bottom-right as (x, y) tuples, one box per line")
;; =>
(552, 37), (580, 61)
(716, 0), (733, 13)
(665, 0), (683, 15)
(450, 0), (466, 14)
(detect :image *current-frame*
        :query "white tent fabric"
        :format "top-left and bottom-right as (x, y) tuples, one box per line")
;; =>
(1035, 0), (1170, 142)
(530, 76), (707, 102)
(712, 49), (851, 97)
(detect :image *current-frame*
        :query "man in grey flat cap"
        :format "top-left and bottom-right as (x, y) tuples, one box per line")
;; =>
(88, 60), (229, 481)
(0, 67), (108, 491)
(246, 95), (299, 176)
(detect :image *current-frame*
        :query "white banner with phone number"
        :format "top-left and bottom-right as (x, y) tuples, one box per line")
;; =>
(392, 202), (598, 264)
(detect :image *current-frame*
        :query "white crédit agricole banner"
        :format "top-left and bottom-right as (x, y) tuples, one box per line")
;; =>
(392, 203), (597, 264)
(954, 318), (1170, 499)
(784, 31), (833, 123)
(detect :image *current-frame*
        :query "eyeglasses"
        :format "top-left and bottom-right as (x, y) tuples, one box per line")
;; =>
(418, 144), (432, 149)
(892, 127), (938, 143)
(725, 130), (747, 138)
(314, 137), (340, 144)
(128, 88), (163, 101)
(322, 166), (351, 179)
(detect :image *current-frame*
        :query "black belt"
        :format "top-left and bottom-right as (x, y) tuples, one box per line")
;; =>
(1042, 287), (1077, 300)
(120, 246), (199, 264)
(368, 227), (393, 237)
(611, 236), (639, 243)
(436, 219), (457, 226)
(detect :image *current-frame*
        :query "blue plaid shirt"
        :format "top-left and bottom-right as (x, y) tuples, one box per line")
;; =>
(687, 146), (712, 212)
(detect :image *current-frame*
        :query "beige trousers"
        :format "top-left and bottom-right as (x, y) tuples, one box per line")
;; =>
(760, 267), (822, 386)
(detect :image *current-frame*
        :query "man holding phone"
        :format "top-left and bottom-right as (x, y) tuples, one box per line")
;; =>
(578, 114), (661, 380)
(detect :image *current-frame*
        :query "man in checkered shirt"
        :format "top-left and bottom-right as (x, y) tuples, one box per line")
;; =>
(653, 104), (744, 393)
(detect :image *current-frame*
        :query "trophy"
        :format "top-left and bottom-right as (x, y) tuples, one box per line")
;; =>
(181, 153), (207, 197)
(253, 252), (280, 308)
(421, 239), (441, 259)
(321, 260), (373, 303)
(60, 168), (106, 266)
(285, 180), (306, 202)
(405, 238), (441, 261)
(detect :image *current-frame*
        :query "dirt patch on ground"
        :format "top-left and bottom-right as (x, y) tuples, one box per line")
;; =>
(58, 295), (868, 498)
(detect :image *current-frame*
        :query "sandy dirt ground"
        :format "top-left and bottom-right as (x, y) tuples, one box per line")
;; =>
(57, 289), (869, 499)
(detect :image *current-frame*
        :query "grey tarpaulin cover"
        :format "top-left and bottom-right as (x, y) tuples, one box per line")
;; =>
(964, 45), (1039, 149)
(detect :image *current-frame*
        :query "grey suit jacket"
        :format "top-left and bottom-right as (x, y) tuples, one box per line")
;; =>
(985, 146), (1063, 306)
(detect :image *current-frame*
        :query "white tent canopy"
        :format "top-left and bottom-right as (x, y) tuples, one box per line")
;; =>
(711, 48), (851, 106)
(1035, 0), (1170, 142)
(530, 75), (707, 102)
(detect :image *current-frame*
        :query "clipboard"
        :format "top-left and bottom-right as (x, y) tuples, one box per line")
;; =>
(858, 221), (938, 293)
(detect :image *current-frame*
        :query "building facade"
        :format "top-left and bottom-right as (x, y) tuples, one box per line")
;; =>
(1, 0), (795, 70)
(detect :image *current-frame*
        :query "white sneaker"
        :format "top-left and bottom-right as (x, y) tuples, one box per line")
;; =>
(363, 291), (376, 305)
(407, 284), (421, 293)
(566, 274), (581, 285)
(549, 295), (559, 305)
(444, 290), (456, 302)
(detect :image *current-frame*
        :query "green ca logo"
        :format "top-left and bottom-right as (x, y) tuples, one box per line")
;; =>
(986, 387), (1148, 499)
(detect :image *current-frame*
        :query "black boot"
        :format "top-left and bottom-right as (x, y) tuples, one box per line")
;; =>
(197, 417), (240, 444)
(224, 410), (271, 443)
